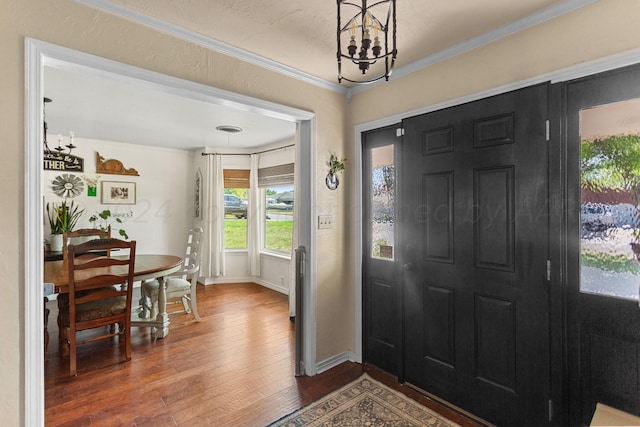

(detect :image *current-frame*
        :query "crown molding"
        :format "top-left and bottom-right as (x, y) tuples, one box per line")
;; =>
(73, 0), (348, 95)
(349, 0), (600, 96)
(75, 0), (597, 99)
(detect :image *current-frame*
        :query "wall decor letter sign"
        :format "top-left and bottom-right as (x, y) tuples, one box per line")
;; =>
(43, 151), (84, 172)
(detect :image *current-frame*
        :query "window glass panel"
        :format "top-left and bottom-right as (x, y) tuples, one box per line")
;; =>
(265, 186), (294, 254)
(371, 145), (395, 260)
(580, 98), (640, 301)
(224, 188), (247, 249)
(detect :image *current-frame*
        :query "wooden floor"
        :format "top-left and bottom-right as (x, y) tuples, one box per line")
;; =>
(45, 282), (486, 426)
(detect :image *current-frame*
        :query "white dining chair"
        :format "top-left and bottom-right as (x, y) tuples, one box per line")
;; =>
(140, 227), (203, 321)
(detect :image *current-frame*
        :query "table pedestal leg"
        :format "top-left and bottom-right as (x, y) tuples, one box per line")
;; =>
(154, 276), (170, 338)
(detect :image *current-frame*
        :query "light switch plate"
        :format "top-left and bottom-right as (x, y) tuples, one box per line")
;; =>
(318, 215), (334, 229)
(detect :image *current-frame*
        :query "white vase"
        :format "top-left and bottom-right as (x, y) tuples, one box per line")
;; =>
(49, 234), (63, 252)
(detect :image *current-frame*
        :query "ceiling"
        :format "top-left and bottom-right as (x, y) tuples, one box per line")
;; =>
(44, 0), (591, 150)
(44, 65), (297, 150)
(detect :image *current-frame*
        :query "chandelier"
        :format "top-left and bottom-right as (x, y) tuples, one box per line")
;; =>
(337, 0), (397, 84)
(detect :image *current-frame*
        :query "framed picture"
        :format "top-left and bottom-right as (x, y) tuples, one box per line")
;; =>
(101, 181), (136, 205)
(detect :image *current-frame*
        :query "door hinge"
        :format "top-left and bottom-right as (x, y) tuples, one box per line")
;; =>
(546, 259), (551, 282)
(548, 399), (553, 422)
(545, 120), (550, 142)
(396, 127), (405, 137)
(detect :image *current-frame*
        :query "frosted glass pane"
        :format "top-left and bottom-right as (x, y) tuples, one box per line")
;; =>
(371, 145), (394, 260)
(580, 99), (640, 301)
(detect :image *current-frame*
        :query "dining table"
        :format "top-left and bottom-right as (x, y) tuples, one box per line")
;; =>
(44, 254), (183, 338)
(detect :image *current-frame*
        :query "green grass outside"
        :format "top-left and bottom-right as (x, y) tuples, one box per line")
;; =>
(224, 219), (247, 249)
(265, 220), (293, 253)
(224, 218), (292, 254)
(581, 250), (640, 275)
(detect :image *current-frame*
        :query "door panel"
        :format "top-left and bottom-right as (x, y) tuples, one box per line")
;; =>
(401, 84), (550, 426)
(362, 126), (401, 376)
(566, 65), (640, 426)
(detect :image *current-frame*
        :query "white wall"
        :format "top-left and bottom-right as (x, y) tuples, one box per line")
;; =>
(258, 253), (291, 294)
(43, 138), (195, 256)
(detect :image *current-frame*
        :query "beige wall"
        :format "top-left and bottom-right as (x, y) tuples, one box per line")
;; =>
(350, 1), (640, 125)
(1, 0), (349, 424)
(3, 0), (640, 424)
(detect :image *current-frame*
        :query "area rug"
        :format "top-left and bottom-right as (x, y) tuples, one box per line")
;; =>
(269, 373), (461, 426)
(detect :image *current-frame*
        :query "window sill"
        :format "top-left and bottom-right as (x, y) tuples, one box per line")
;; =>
(260, 250), (291, 261)
(225, 249), (248, 253)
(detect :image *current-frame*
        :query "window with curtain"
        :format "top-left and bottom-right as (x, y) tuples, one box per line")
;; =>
(224, 169), (249, 250)
(260, 164), (294, 255)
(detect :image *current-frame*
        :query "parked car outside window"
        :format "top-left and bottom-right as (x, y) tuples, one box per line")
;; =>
(224, 194), (247, 219)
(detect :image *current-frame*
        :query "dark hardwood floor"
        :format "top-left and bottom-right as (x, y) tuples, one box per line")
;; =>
(45, 282), (486, 426)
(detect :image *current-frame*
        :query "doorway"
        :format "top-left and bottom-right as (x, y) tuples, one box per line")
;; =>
(362, 84), (552, 426)
(400, 84), (551, 426)
(25, 38), (316, 424)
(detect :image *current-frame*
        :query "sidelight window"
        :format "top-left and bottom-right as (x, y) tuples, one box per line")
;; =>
(370, 144), (395, 260)
(579, 99), (640, 301)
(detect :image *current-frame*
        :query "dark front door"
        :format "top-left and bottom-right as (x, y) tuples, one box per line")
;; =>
(401, 84), (550, 426)
(566, 65), (640, 426)
(362, 125), (402, 376)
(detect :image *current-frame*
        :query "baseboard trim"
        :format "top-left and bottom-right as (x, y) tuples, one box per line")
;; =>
(316, 351), (357, 374)
(199, 277), (288, 295)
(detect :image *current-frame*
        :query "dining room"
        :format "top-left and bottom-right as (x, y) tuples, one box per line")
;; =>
(40, 56), (306, 420)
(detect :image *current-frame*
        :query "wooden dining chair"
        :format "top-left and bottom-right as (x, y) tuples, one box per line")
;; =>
(140, 227), (203, 322)
(58, 237), (136, 376)
(62, 227), (111, 263)
(58, 227), (113, 356)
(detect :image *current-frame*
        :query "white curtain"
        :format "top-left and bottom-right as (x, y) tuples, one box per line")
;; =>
(201, 154), (225, 277)
(248, 154), (262, 276)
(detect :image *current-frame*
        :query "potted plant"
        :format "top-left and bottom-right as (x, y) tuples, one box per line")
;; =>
(326, 154), (346, 190)
(46, 199), (84, 251)
(89, 209), (129, 239)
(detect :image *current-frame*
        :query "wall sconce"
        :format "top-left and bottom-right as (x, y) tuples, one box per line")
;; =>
(326, 154), (346, 190)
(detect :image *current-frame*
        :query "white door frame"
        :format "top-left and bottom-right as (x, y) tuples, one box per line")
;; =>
(24, 38), (317, 426)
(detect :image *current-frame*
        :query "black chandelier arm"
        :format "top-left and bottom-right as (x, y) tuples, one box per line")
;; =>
(340, 49), (396, 63)
(337, 71), (393, 85)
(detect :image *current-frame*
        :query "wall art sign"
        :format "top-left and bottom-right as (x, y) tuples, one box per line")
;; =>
(43, 151), (84, 172)
(101, 181), (136, 205)
(195, 169), (202, 219)
(96, 152), (139, 176)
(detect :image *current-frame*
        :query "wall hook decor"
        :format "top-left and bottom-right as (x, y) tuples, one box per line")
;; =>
(326, 154), (346, 190)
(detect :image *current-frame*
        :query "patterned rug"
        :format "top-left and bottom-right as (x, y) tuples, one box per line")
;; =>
(269, 373), (461, 426)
